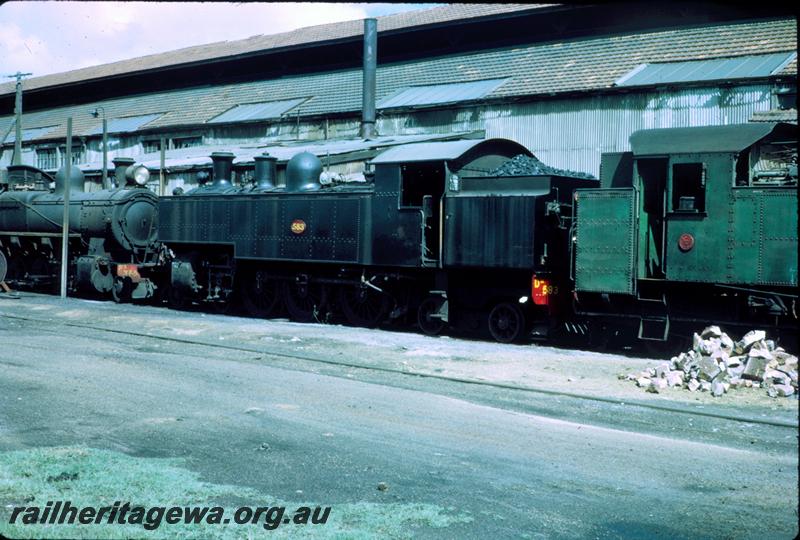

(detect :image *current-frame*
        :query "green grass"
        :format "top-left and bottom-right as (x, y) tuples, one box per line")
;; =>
(0, 446), (471, 539)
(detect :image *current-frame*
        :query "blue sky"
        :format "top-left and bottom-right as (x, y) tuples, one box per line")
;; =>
(0, 2), (440, 79)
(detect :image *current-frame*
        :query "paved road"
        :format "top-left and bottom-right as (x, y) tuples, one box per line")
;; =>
(0, 300), (797, 538)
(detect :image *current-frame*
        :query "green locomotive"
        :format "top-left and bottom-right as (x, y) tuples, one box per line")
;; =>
(573, 122), (797, 343)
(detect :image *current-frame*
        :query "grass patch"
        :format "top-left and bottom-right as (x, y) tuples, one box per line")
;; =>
(0, 446), (471, 539)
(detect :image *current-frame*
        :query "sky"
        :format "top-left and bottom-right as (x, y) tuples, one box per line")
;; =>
(0, 2), (440, 80)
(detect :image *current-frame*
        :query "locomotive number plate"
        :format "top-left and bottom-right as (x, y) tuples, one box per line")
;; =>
(290, 219), (307, 235)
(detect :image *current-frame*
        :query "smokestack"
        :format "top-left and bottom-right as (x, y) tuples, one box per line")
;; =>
(361, 18), (377, 140)
(113, 157), (134, 188)
(254, 152), (277, 189)
(210, 152), (234, 188)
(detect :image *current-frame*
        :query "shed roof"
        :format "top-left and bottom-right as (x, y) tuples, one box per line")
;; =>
(0, 4), (544, 97)
(0, 17), (795, 144)
(629, 122), (794, 155)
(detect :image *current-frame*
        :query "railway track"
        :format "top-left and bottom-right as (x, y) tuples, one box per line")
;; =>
(2, 311), (796, 430)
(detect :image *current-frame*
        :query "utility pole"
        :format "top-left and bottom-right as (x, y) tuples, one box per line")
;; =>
(60, 118), (72, 299)
(91, 107), (108, 189)
(3, 72), (33, 165)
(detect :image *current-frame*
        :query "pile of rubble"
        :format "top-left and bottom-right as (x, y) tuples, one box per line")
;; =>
(489, 154), (596, 180)
(624, 327), (798, 398)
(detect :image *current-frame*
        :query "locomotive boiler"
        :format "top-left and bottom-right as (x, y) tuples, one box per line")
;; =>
(0, 158), (163, 301)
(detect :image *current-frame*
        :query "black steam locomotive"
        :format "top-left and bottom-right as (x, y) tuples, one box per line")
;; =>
(0, 159), (164, 301)
(159, 139), (597, 342)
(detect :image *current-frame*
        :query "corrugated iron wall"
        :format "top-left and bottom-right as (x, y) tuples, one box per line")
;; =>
(483, 84), (774, 176)
(379, 83), (775, 176)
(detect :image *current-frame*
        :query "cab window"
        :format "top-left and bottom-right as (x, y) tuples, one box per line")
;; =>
(672, 163), (705, 212)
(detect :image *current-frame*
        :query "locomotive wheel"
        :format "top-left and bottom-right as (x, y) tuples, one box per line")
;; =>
(338, 284), (390, 328)
(167, 286), (188, 310)
(488, 302), (526, 343)
(4, 253), (23, 281)
(417, 296), (446, 336)
(283, 280), (327, 322)
(111, 276), (131, 303)
(241, 271), (282, 318)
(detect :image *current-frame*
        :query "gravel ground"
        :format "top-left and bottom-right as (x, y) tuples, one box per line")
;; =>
(3, 292), (797, 415)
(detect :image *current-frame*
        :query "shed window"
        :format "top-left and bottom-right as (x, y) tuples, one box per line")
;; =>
(143, 139), (162, 154)
(172, 136), (202, 149)
(59, 145), (84, 165)
(36, 148), (57, 170)
(671, 163), (705, 212)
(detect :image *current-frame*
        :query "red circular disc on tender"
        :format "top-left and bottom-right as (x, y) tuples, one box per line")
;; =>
(678, 233), (695, 252)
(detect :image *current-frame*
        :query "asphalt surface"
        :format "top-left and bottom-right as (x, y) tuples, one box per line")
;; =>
(0, 294), (798, 539)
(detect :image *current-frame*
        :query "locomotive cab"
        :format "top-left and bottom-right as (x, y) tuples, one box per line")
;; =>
(573, 122), (798, 342)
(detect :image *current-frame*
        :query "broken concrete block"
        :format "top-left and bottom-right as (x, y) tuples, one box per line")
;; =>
(711, 380), (725, 397)
(647, 367), (657, 377)
(744, 379), (753, 388)
(742, 356), (768, 381)
(765, 339), (776, 351)
(698, 356), (722, 381)
(727, 364), (745, 378)
(720, 333), (734, 351)
(693, 334), (714, 355)
(777, 367), (798, 383)
(655, 362), (671, 379)
(725, 355), (745, 369)
(700, 381), (712, 392)
(647, 378), (668, 393)
(738, 330), (766, 351)
(701, 325), (723, 339)
(687, 379), (700, 392)
(764, 369), (791, 386)
(774, 352), (797, 369)
(636, 377), (651, 388)
(667, 371), (684, 387)
(774, 384), (795, 397)
(751, 343), (771, 357)
(729, 377), (743, 389)
(766, 386), (778, 398)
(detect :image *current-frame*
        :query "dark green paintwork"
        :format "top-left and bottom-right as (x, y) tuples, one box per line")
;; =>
(574, 188), (636, 294)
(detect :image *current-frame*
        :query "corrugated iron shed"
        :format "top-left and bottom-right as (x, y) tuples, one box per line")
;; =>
(377, 79), (509, 109)
(86, 113), (163, 135)
(616, 52), (796, 86)
(0, 18), (794, 144)
(2, 125), (58, 144)
(0, 4), (545, 97)
(208, 98), (307, 123)
(128, 132), (480, 172)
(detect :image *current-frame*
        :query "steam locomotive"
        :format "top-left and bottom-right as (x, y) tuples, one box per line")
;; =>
(0, 158), (164, 301)
(159, 140), (596, 342)
(2, 122), (796, 344)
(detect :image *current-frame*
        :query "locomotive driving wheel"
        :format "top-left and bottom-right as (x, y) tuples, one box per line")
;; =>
(241, 270), (282, 318)
(283, 278), (327, 322)
(488, 301), (526, 343)
(417, 296), (446, 336)
(111, 276), (132, 303)
(167, 286), (189, 310)
(338, 283), (390, 328)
